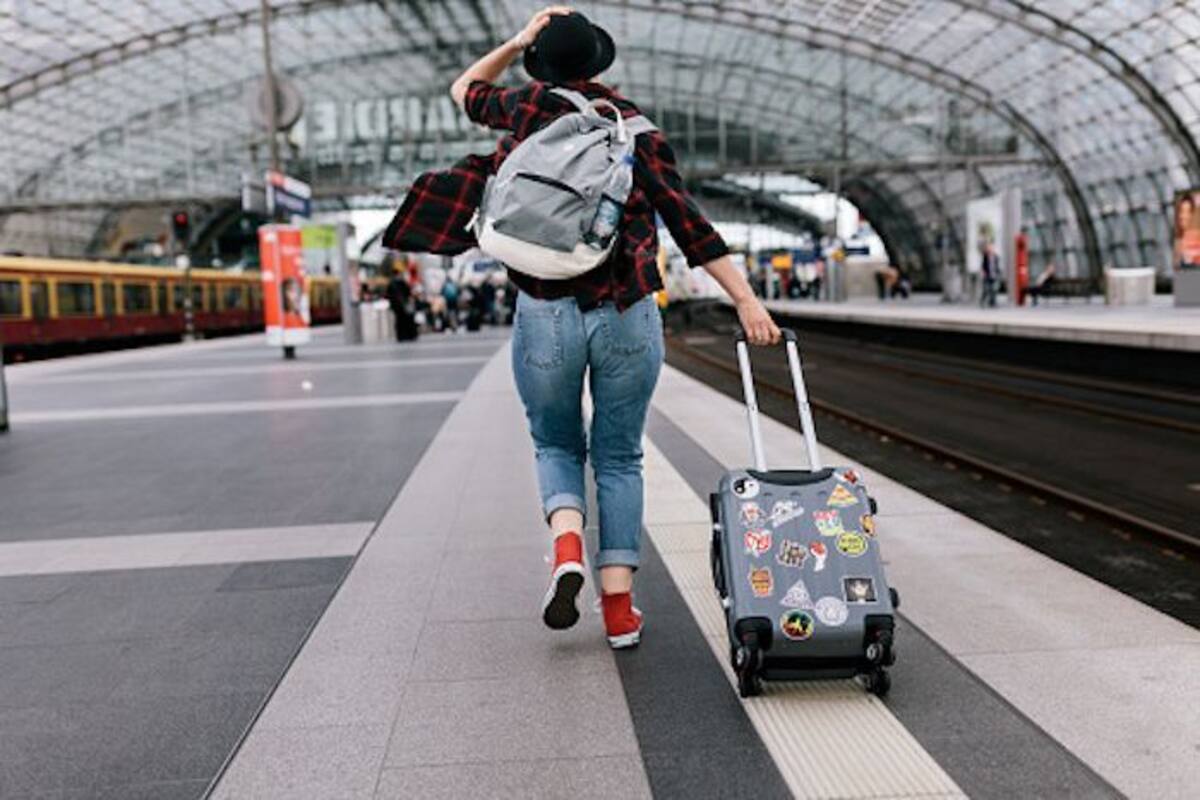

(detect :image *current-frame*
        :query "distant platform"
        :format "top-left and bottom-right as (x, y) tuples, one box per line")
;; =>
(761, 293), (1200, 352)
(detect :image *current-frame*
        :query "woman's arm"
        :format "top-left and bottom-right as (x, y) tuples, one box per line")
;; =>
(702, 254), (781, 345)
(450, 6), (572, 109)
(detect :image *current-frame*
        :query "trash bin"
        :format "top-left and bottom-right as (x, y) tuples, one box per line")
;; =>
(359, 300), (396, 343)
(1104, 267), (1155, 306)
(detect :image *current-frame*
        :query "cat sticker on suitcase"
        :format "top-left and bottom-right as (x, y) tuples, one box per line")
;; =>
(710, 329), (899, 698)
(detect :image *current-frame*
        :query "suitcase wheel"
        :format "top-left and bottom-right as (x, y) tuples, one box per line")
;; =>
(734, 633), (765, 698)
(860, 668), (891, 697)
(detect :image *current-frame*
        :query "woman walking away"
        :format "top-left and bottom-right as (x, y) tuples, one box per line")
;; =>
(384, 6), (779, 649)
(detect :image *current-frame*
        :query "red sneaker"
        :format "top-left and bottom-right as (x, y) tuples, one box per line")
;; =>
(601, 591), (643, 649)
(542, 532), (585, 630)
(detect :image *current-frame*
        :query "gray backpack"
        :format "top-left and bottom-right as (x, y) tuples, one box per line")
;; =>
(472, 88), (657, 280)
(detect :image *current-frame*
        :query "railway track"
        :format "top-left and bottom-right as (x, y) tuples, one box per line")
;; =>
(666, 327), (1199, 562)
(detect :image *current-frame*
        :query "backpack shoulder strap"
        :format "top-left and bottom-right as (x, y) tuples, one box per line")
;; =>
(625, 115), (658, 137)
(550, 87), (658, 137)
(549, 87), (593, 113)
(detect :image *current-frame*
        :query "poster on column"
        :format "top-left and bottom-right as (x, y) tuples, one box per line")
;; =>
(1173, 189), (1200, 270)
(259, 225), (311, 348)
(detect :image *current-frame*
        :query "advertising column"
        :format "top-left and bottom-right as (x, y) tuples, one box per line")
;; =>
(1014, 231), (1030, 306)
(1173, 189), (1200, 306)
(259, 224), (310, 358)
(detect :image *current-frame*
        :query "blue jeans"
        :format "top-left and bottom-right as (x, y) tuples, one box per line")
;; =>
(511, 292), (664, 569)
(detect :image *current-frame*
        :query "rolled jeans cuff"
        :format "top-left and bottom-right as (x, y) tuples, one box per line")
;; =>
(595, 548), (640, 570)
(543, 492), (586, 526)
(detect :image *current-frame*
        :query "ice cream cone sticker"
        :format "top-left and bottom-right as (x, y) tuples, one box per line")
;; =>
(809, 540), (827, 571)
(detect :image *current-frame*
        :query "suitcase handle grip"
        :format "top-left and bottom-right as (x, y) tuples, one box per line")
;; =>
(733, 327), (798, 343)
(733, 327), (822, 472)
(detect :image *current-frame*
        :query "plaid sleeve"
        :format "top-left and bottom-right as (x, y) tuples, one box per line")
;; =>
(634, 133), (729, 266)
(463, 79), (525, 131)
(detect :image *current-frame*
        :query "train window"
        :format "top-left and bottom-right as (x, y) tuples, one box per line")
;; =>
(101, 282), (116, 316)
(30, 281), (49, 320)
(157, 283), (168, 314)
(249, 284), (262, 310)
(56, 282), (96, 316)
(223, 285), (246, 310)
(0, 280), (21, 317)
(122, 283), (153, 314)
(192, 284), (206, 312)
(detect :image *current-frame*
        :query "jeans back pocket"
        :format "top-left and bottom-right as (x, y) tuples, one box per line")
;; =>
(516, 303), (565, 370)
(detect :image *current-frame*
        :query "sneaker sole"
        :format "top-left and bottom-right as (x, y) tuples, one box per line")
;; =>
(607, 629), (641, 649)
(542, 565), (584, 630)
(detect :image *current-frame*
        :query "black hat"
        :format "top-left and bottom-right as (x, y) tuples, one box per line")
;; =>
(524, 12), (615, 84)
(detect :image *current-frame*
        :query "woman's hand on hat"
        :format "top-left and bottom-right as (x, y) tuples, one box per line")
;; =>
(512, 6), (574, 50)
(736, 296), (782, 346)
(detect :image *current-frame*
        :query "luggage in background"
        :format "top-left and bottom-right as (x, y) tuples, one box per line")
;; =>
(710, 329), (899, 698)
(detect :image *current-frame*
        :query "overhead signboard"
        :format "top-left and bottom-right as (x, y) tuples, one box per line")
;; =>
(265, 170), (312, 219)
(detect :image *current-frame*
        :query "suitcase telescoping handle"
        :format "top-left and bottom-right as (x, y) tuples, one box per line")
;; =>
(733, 328), (823, 472)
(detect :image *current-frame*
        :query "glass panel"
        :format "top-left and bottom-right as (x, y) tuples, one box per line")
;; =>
(101, 282), (116, 316)
(56, 282), (96, 316)
(30, 282), (49, 320)
(223, 285), (245, 310)
(192, 285), (206, 312)
(0, 280), (22, 317)
(122, 283), (153, 313)
(157, 283), (168, 314)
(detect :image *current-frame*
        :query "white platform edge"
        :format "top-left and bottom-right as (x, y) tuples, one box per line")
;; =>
(759, 298), (1200, 352)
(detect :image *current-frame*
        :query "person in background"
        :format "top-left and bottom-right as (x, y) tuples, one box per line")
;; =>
(979, 242), (999, 308)
(386, 271), (418, 341)
(441, 275), (460, 332)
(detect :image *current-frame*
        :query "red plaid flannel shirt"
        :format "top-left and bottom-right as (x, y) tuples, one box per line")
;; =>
(383, 79), (728, 311)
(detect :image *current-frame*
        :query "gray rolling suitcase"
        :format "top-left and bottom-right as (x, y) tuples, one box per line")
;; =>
(710, 329), (899, 698)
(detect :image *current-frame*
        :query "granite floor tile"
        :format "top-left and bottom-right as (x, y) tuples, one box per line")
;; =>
(209, 724), (391, 800)
(218, 557), (351, 592)
(425, 545), (552, 622)
(383, 670), (637, 768)
(374, 755), (652, 800)
(254, 652), (409, 730)
(406, 618), (614, 683)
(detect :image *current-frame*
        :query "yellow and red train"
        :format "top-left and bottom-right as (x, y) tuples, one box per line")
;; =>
(0, 256), (347, 359)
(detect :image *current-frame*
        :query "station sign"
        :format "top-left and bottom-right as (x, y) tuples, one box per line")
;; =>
(258, 225), (311, 348)
(265, 170), (312, 219)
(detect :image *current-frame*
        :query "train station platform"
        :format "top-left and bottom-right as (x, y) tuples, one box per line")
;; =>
(762, 293), (1200, 352)
(2, 328), (1198, 800)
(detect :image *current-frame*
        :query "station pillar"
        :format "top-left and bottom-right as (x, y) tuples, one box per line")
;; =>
(0, 345), (8, 433)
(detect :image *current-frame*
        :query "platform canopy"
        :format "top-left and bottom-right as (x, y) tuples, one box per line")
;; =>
(2, 1), (1199, 279)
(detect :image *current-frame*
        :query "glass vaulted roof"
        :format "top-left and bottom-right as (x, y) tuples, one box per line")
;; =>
(2, 0), (1199, 279)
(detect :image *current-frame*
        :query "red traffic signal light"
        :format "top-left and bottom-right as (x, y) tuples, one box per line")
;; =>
(171, 211), (191, 245)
